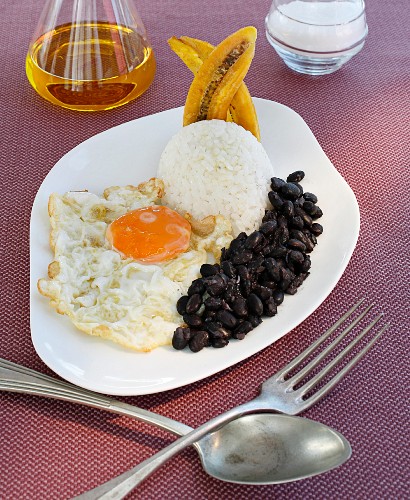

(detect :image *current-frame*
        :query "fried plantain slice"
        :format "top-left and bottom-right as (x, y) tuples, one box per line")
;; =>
(180, 27), (259, 139)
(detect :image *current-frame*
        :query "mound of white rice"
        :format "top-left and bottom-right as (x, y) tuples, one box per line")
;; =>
(157, 120), (275, 236)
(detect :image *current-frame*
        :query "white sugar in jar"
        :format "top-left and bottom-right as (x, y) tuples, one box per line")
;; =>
(265, 0), (368, 75)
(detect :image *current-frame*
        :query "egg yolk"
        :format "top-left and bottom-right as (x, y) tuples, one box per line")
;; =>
(106, 205), (191, 263)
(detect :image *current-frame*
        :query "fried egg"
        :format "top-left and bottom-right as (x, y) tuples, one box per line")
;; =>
(38, 178), (233, 351)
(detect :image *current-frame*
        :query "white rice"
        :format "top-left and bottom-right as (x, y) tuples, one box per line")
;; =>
(157, 120), (275, 236)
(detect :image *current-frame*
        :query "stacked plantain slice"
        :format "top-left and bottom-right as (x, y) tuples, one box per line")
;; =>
(168, 26), (260, 141)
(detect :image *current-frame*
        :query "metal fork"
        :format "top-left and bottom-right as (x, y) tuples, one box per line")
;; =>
(75, 299), (389, 499)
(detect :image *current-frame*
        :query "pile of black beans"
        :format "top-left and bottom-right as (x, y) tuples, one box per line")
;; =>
(172, 171), (323, 352)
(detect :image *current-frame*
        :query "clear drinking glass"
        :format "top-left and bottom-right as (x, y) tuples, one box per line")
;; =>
(265, 0), (368, 75)
(26, 0), (156, 111)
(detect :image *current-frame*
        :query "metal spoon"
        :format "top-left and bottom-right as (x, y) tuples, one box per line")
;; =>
(179, 413), (351, 484)
(0, 359), (351, 486)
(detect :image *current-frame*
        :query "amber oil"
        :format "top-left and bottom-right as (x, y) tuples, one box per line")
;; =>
(26, 22), (156, 111)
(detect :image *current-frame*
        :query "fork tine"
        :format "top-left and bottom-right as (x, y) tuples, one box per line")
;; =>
(287, 303), (374, 386)
(297, 313), (384, 396)
(297, 322), (389, 412)
(276, 298), (365, 380)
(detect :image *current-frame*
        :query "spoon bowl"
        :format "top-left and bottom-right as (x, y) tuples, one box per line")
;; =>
(196, 413), (351, 484)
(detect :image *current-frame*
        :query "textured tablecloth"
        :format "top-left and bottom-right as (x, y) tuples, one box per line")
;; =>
(0, 1), (409, 498)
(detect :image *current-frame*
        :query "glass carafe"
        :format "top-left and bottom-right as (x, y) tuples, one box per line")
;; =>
(26, 0), (156, 111)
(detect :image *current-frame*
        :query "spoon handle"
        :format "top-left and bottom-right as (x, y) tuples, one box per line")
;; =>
(74, 399), (269, 500)
(0, 359), (192, 437)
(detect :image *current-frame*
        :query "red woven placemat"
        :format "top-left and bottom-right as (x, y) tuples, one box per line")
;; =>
(0, 1), (409, 498)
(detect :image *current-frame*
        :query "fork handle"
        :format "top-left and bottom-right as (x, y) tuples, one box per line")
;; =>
(0, 365), (192, 436)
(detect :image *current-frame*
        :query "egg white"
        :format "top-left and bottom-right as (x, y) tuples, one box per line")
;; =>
(38, 179), (233, 352)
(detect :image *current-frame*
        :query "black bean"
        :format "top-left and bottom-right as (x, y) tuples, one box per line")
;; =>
(216, 310), (238, 329)
(272, 289), (285, 305)
(277, 215), (288, 228)
(287, 239), (306, 252)
(262, 210), (276, 223)
(237, 265), (250, 281)
(260, 220), (277, 235)
(204, 321), (223, 336)
(309, 233), (317, 245)
(211, 336), (230, 348)
(205, 274), (226, 296)
(187, 278), (205, 296)
(220, 273), (231, 286)
(176, 295), (189, 315)
(231, 297), (248, 317)
(245, 231), (264, 250)
(305, 240), (315, 253)
(200, 263), (219, 277)
(204, 297), (222, 311)
(288, 250), (305, 266)
(172, 327), (191, 350)
(278, 226), (289, 244)
(221, 260), (236, 278)
(183, 313), (203, 328)
(232, 321), (253, 339)
(261, 280), (277, 290)
(221, 299), (233, 311)
(209, 325), (231, 348)
(287, 171), (305, 183)
(203, 310), (217, 322)
(279, 267), (294, 291)
(185, 293), (202, 314)
(286, 273), (308, 295)
(286, 258), (296, 274)
(261, 244), (275, 256)
(290, 215), (304, 230)
(241, 279), (252, 297)
(248, 315), (263, 328)
(255, 285), (272, 301)
(281, 200), (295, 218)
(311, 223), (323, 236)
(276, 258), (286, 269)
(268, 191), (284, 209)
(285, 284), (298, 295)
(189, 330), (209, 352)
(289, 229), (309, 244)
(269, 246), (288, 259)
(215, 326), (231, 340)
(271, 177), (287, 191)
(248, 256), (265, 275)
(229, 239), (244, 255)
(264, 298), (278, 317)
(302, 201), (317, 215)
(291, 182), (304, 197)
(248, 293), (264, 316)
(303, 192), (318, 204)
(301, 255), (311, 273)
(232, 250), (253, 265)
(264, 257), (281, 282)
(295, 207), (313, 227)
(280, 182), (301, 200)
(312, 206), (323, 219)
